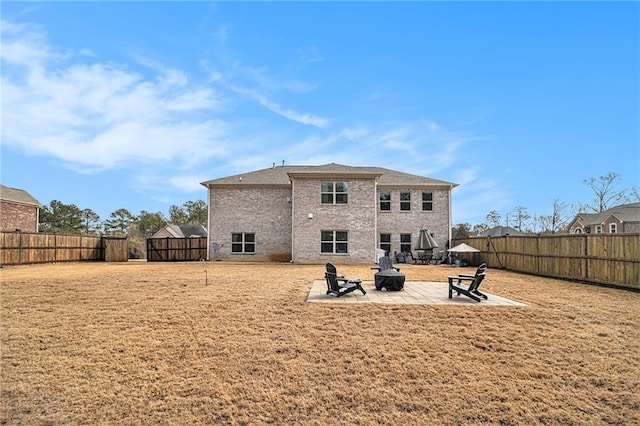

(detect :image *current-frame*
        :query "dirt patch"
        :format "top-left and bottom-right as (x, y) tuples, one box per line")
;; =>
(1, 262), (639, 424)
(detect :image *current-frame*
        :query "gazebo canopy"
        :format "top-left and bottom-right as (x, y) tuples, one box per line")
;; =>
(448, 242), (480, 253)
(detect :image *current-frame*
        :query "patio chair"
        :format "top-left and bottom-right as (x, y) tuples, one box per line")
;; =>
(429, 250), (445, 265)
(325, 263), (366, 297)
(447, 263), (488, 302)
(371, 255), (400, 272)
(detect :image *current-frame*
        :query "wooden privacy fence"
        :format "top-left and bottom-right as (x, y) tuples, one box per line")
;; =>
(0, 232), (128, 265)
(146, 237), (207, 262)
(453, 234), (640, 290)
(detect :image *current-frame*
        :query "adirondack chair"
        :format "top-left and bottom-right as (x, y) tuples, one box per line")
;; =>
(447, 263), (488, 302)
(371, 256), (400, 272)
(324, 263), (366, 297)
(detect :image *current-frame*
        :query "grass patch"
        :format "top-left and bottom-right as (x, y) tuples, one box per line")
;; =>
(1, 262), (639, 424)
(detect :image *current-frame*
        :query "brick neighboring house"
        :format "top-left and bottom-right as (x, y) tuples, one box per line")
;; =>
(0, 185), (41, 233)
(567, 202), (640, 234)
(201, 163), (458, 264)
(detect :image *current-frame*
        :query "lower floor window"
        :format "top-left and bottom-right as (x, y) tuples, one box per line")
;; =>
(400, 233), (412, 253)
(232, 233), (255, 253)
(379, 233), (391, 254)
(321, 230), (348, 254)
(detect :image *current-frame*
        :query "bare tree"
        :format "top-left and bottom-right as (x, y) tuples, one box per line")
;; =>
(583, 172), (632, 213)
(510, 205), (531, 232)
(485, 210), (502, 228)
(534, 198), (574, 234)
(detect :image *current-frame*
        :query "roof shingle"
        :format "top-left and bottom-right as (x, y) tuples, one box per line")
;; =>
(201, 163), (457, 188)
(0, 185), (40, 206)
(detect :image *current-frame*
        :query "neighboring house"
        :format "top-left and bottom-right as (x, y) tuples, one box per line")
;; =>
(201, 163), (458, 264)
(150, 224), (208, 239)
(567, 202), (640, 234)
(0, 185), (41, 233)
(479, 226), (524, 237)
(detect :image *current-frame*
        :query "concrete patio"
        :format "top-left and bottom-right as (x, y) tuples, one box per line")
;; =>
(306, 279), (526, 306)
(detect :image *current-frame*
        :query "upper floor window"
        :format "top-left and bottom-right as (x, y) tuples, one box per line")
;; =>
(321, 230), (348, 253)
(379, 191), (391, 211)
(422, 192), (433, 211)
(379, 233), (391, 254)
(595, 225), (603, 234)
(609, 223), (617, 233)
(232, 233), (255, 253)
(400, 192), (411, 211)
(321, 181), (348, 204)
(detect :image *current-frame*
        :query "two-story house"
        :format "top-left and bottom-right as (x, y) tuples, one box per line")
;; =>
(201, 163), (457, 264)
(567, 202), (640, 234)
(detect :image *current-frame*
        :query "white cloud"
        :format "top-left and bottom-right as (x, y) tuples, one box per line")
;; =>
(1, 20), (229, 176)
(229, 85), (329, 128)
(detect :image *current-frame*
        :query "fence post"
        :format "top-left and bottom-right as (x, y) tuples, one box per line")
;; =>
(19, 232), (23, 264)
(583, 234), (589, 282)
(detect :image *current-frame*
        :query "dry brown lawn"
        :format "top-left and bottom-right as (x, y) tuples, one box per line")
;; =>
(1, 261), (638, 425)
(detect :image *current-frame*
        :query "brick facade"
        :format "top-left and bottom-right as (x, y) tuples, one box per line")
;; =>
(0, 201), (39, 233)
(291, 178), (377, 264)
(376, 188), (451, 255)
(203, 164), (456, 264)
(208, 187), (292, 261)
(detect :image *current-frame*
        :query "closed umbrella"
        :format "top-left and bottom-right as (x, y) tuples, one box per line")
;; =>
(415, 228), (439, 264)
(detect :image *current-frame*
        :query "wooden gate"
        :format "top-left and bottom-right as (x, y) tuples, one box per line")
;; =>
(146, 237), (207, 261)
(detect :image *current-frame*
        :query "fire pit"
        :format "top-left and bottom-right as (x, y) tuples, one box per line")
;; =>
(374, 269), (405, 291)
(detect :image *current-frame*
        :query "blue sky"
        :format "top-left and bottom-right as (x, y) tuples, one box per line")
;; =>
(1, 1), (638, 225)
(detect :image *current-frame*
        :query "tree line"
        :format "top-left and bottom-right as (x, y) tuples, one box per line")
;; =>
(36, 172), (637, 245)
(453, 172), (638, 238)
(38, 200), (207, 258)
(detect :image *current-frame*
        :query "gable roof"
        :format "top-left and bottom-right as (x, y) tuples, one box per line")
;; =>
(201, 163), (458, 188)
(571, 202), (640, 227)
(152, 224), (208, 238)
(0, 185), (40, 207)
(479, 226), (525, 237)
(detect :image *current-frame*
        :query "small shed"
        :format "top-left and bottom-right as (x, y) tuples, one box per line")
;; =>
(150, 224), (207, 239)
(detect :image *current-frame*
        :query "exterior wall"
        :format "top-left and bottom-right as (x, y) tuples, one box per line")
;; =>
(291, 178), (377, 264)
(208, 187), (292, 261)
(0, 201), (38, 233)
(623, 222), (640, 233)
(376, 188), (451, 255)
(602, 216), (622, 234)
(151, 228), (174, 238)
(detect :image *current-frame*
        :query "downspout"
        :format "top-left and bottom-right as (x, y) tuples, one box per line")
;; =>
(448, 185), (453, 264)
(206, 185), (211, 260)
(290, 179), (295, 262)
(374, 180), (378, 263)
